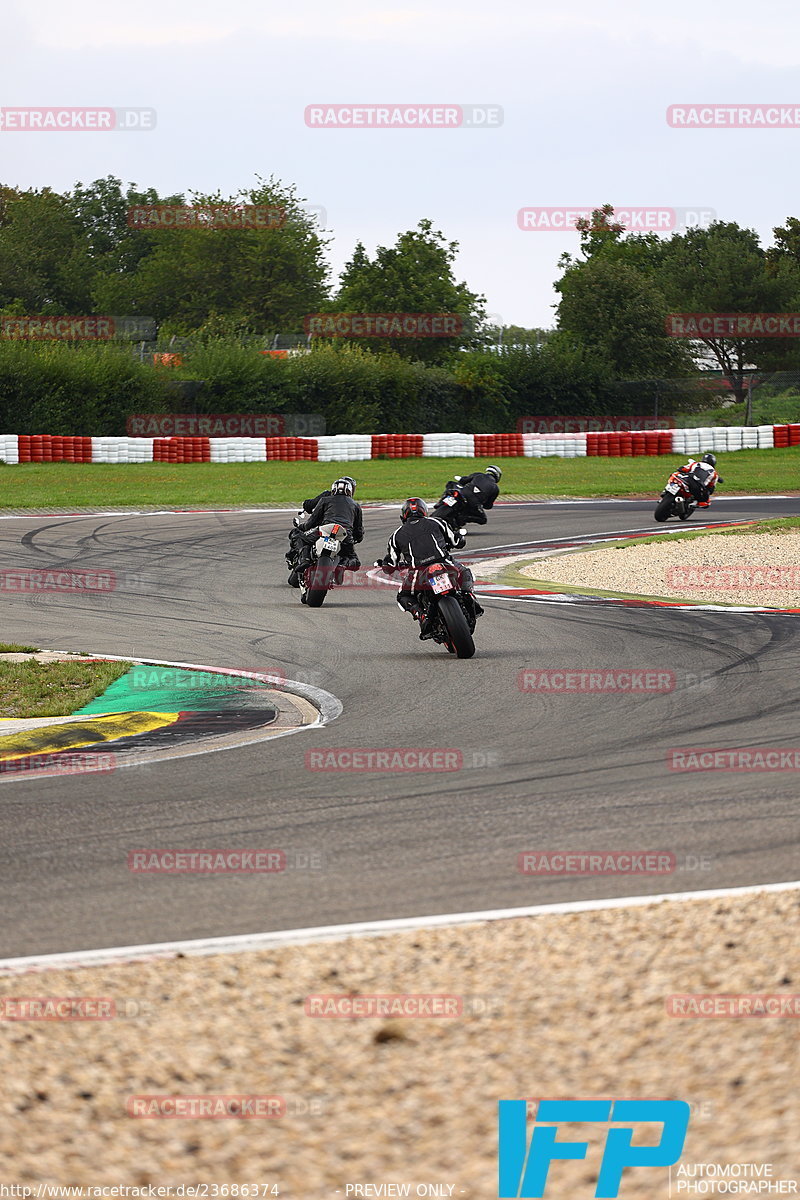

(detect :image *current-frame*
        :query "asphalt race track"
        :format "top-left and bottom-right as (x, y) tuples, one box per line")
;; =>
(1, 497), (799, 958)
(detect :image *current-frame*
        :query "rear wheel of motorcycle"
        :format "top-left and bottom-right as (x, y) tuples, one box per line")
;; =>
(654, 497), (673, 522)
(438, 595), (475, 659)
(305, 560), (331, 607)
(678, 508), (693, 520)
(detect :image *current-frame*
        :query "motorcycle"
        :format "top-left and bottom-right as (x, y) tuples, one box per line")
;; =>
(654, 471), (698, 522)
(430, 481), (471, 535)
(300, 522), (350, 607)
(377, 560), (477, 658)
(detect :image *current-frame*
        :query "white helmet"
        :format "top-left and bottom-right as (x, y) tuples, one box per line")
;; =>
(331, 478), (354, 496)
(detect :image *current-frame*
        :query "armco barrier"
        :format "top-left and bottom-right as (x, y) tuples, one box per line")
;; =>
(0, 427), (797, 464)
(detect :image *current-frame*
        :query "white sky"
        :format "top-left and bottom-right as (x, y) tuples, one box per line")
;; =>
(3, 0), (800, 326)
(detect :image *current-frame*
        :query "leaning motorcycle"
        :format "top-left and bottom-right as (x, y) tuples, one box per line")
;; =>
(379, 560), (477, 658)
(430, 482), (470, 534)
(300, 522), (349, 607)
(654, 471), (698, 522)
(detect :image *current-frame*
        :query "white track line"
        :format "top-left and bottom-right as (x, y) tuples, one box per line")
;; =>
(0, 497), (792, 521)
(0, 880), (796, 974)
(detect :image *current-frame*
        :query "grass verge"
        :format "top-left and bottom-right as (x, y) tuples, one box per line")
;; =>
(610, 515), (800, 548)
(0, 447), (798, 507)
(0, 659), (130, 719)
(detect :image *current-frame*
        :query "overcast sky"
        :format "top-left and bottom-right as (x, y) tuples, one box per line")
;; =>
(4, 0), (800, 328)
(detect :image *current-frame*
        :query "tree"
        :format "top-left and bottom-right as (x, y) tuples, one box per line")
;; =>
(0, 187), (94, 313)
(556, 253), (693, 379)
(554, 205), (692, 382)
(97, 177), (331, 335)
(332, 219), (486, 363)
(658, 222), (797, 404)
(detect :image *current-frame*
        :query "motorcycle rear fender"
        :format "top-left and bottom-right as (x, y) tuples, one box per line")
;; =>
(314, 523), (345, 555)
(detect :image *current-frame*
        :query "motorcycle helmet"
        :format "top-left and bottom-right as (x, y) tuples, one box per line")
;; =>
(400, 497), (428, 522)
(485, 465), (502, 481)
(341, 475), (357, 494)
(701, 453), (716, 467)
(331, 478), (354, 496)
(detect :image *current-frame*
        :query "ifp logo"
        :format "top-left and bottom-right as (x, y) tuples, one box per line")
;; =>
(498, 1099), (690, 1197)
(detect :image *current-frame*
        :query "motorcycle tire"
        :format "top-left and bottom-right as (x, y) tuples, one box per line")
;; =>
(654, 497), (673, 522)
(437, 594), (475, 659)
(678, 508), (693, 520)
(305, 559), (333, 607)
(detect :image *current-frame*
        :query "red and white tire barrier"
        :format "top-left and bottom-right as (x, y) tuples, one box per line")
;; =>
(0, 426), (798, 464)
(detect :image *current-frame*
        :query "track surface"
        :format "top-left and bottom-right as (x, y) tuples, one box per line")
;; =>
(1, 497), (799, 957)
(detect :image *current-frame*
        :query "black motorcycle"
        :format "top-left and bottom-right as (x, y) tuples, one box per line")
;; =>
(377, 560), (477, 658)
(299, 522), (350, 607)
(430, 481), (472, 534)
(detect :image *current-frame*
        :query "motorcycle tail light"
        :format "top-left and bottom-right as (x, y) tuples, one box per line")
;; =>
(428, 563), (443, 573)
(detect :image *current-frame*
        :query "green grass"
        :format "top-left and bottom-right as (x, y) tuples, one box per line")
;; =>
(0, 658), (130, 719)
(0, 643), (39, 653)
(610, 516), (800, 549)
(0, 447), (798, 508)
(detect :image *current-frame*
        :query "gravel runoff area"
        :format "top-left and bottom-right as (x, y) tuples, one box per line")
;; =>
(0, 888), (797, 1195)
(522, 531), (800, 607)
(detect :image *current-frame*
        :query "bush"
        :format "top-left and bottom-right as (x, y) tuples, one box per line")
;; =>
(0, 340), (171, 434)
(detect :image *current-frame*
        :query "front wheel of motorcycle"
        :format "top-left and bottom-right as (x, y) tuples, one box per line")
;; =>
(437, 594), (475, 659)
(654, 496), (673, 522)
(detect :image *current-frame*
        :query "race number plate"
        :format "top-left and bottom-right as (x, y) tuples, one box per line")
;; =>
(321, 536), (339, 550)
(430, 573), (452, 595)
(442, 495), (457, 507)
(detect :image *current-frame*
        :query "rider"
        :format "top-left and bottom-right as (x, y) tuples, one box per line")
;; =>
(287, 476), (358, 585)
(293, 478), (363, 587)
(380, 498), (483, 638)
(447, 464), (502, 533)
(678, 453), (722, 507)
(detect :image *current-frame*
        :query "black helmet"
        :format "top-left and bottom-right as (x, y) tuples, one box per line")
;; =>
(331, 478), (354, 496)
(400, 497), (428, 522)
(701, 453), (716, 467)
(485, 464), (502, 481)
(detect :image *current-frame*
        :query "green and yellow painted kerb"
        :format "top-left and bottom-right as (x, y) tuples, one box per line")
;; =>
(0, 663), (318, 778)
